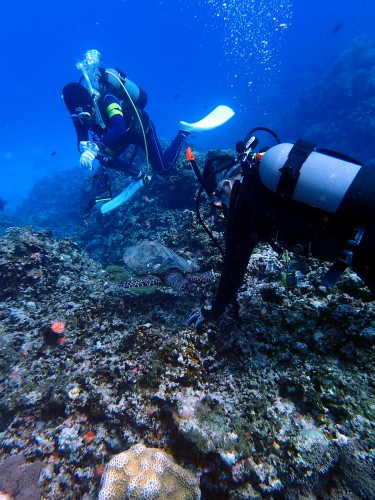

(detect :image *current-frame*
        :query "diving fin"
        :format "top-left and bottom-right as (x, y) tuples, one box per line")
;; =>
(179, 105), (235, 133)
(101, 175), (151, 214)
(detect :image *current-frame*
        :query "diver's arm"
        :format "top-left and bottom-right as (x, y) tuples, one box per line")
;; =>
(188, 202), (263, 329)
(73, 121), (89, 152)
(97, 94), (127, 149)
(211, 202), (262, 316)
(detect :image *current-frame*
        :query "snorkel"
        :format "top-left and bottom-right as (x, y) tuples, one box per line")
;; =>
(76, 49), (105, 129)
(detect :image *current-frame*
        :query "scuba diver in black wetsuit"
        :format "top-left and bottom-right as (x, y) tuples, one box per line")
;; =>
(62, 50), (234, 213)
(62, 63), (189, 178)
(62, 49), (190, 212)
(188, 128), (375, 329)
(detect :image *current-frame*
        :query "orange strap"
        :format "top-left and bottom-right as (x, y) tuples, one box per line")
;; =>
(186, 147), (195, 162)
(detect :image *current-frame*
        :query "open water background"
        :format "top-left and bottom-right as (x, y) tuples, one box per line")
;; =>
(1, 0), (374, 208)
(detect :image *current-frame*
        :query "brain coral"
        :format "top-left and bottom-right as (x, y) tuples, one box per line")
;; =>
(98, 443), (201, 499)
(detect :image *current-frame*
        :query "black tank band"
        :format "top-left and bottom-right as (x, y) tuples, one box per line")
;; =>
(276, 138), (316, 198)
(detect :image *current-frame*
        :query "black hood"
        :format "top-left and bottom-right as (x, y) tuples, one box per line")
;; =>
(62, 83), (93, 114)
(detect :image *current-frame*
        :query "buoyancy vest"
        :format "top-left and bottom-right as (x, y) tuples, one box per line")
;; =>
(239, 169), (349, 262)
(242, 140), (374, 287)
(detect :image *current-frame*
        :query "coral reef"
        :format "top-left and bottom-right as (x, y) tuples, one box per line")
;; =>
(98, 443), (200, 499)
(0, 454), (44, 499)
(0, 68), (374, 496)
(0, 221), (373, 499)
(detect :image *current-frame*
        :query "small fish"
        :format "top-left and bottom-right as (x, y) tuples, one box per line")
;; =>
(174, 94), (179, 98)
(51, 151), (56, 156)
(332, 21), (343, 34)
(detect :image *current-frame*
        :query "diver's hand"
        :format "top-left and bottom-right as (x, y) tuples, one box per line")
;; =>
(80, 142), (99, 169)
(79, 141), (90, 153)
(187, 305), (221, 330)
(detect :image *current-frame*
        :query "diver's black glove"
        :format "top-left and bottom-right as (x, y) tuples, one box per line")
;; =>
(187, 305), (222, 330)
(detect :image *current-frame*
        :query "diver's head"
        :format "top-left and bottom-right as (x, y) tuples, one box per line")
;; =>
(202, 154), (241, 207)
(62, 83), (94, 123)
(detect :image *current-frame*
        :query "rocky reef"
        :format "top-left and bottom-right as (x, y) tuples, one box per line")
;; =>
(0, 190), (374, 498)
(0, 49), (375, 493)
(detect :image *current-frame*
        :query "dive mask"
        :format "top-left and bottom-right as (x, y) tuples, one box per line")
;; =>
(213, 163), (242, 206)
(71, 106), (94, 124)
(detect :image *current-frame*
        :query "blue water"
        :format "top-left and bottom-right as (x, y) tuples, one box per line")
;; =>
(1, 0), (374, 208)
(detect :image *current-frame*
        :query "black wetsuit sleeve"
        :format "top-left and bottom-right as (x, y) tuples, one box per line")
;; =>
(73, 121), (89, 151)
(211, 193), (266, 315)
(98, 93), (127, 149)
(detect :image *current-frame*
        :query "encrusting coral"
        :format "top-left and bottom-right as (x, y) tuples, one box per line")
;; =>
(98, 443), (201, 499)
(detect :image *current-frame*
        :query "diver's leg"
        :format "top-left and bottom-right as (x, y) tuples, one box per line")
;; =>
(101, 157), (142, 178)
(146, 120), (187, 174)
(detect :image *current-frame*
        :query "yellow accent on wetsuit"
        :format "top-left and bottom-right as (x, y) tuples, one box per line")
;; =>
(106, 102), (123, 118)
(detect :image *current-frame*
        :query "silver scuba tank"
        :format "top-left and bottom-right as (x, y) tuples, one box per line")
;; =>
(104, 68), (148, 109)
(259, 143), (362, 213)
